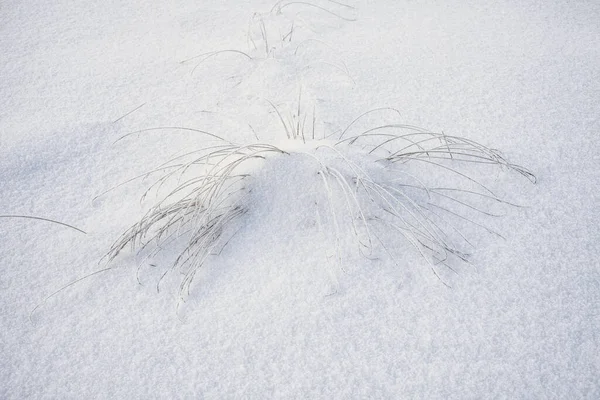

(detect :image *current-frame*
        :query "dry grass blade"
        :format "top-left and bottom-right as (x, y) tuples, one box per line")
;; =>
(0, 215), (87, 234)
(338, 108), (402, 140)
(114, 126), (232, 145)
(180, 49), (253, 65)
(273, 1), (357, 21)
(29, 267), (112, 322)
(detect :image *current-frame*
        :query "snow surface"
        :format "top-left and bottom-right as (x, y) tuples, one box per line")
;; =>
(1, 0), (599, 398)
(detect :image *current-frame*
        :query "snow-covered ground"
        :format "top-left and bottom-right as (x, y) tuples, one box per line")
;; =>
(1, 0), (599, 398)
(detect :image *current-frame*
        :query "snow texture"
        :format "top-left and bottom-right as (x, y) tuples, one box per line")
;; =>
(1, 0), (599, 398)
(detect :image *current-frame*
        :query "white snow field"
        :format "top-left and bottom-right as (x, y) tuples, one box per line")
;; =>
(1, 0), (599, 398)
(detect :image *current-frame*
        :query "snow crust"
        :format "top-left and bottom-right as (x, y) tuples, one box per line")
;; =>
(1, 0), (599, 398)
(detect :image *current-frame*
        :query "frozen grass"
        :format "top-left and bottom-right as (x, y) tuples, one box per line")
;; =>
(0, 215), (87, 234)
(105, 142), (288, 298)
(57, 0), (535, 304)
(182, 0), (356, 74)
(105, 103), (535, 301)
(271, 1), (357, 22)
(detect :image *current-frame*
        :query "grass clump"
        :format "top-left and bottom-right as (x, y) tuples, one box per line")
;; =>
(105, 143), (288, 297)
(106, 105), (535, 300)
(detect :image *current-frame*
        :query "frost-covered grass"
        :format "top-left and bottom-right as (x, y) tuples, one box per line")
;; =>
(2, 0), (599, 398)
(105, 101), (535, 303)
(0, 215), (87, 234)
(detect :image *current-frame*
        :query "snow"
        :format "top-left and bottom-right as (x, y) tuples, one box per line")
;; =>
(2, 0), (599, 398)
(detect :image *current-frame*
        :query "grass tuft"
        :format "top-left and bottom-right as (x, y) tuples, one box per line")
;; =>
(105, 105), (535, 298)
(105, 142), (289, 300)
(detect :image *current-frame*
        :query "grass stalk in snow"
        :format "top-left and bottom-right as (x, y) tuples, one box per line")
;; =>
(271, 0), (356, 21)
(0, 215), (86, 234)
(180, 50), (253, 65)
(30, 268), (112, 322)
(106, 106), (534, 297)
